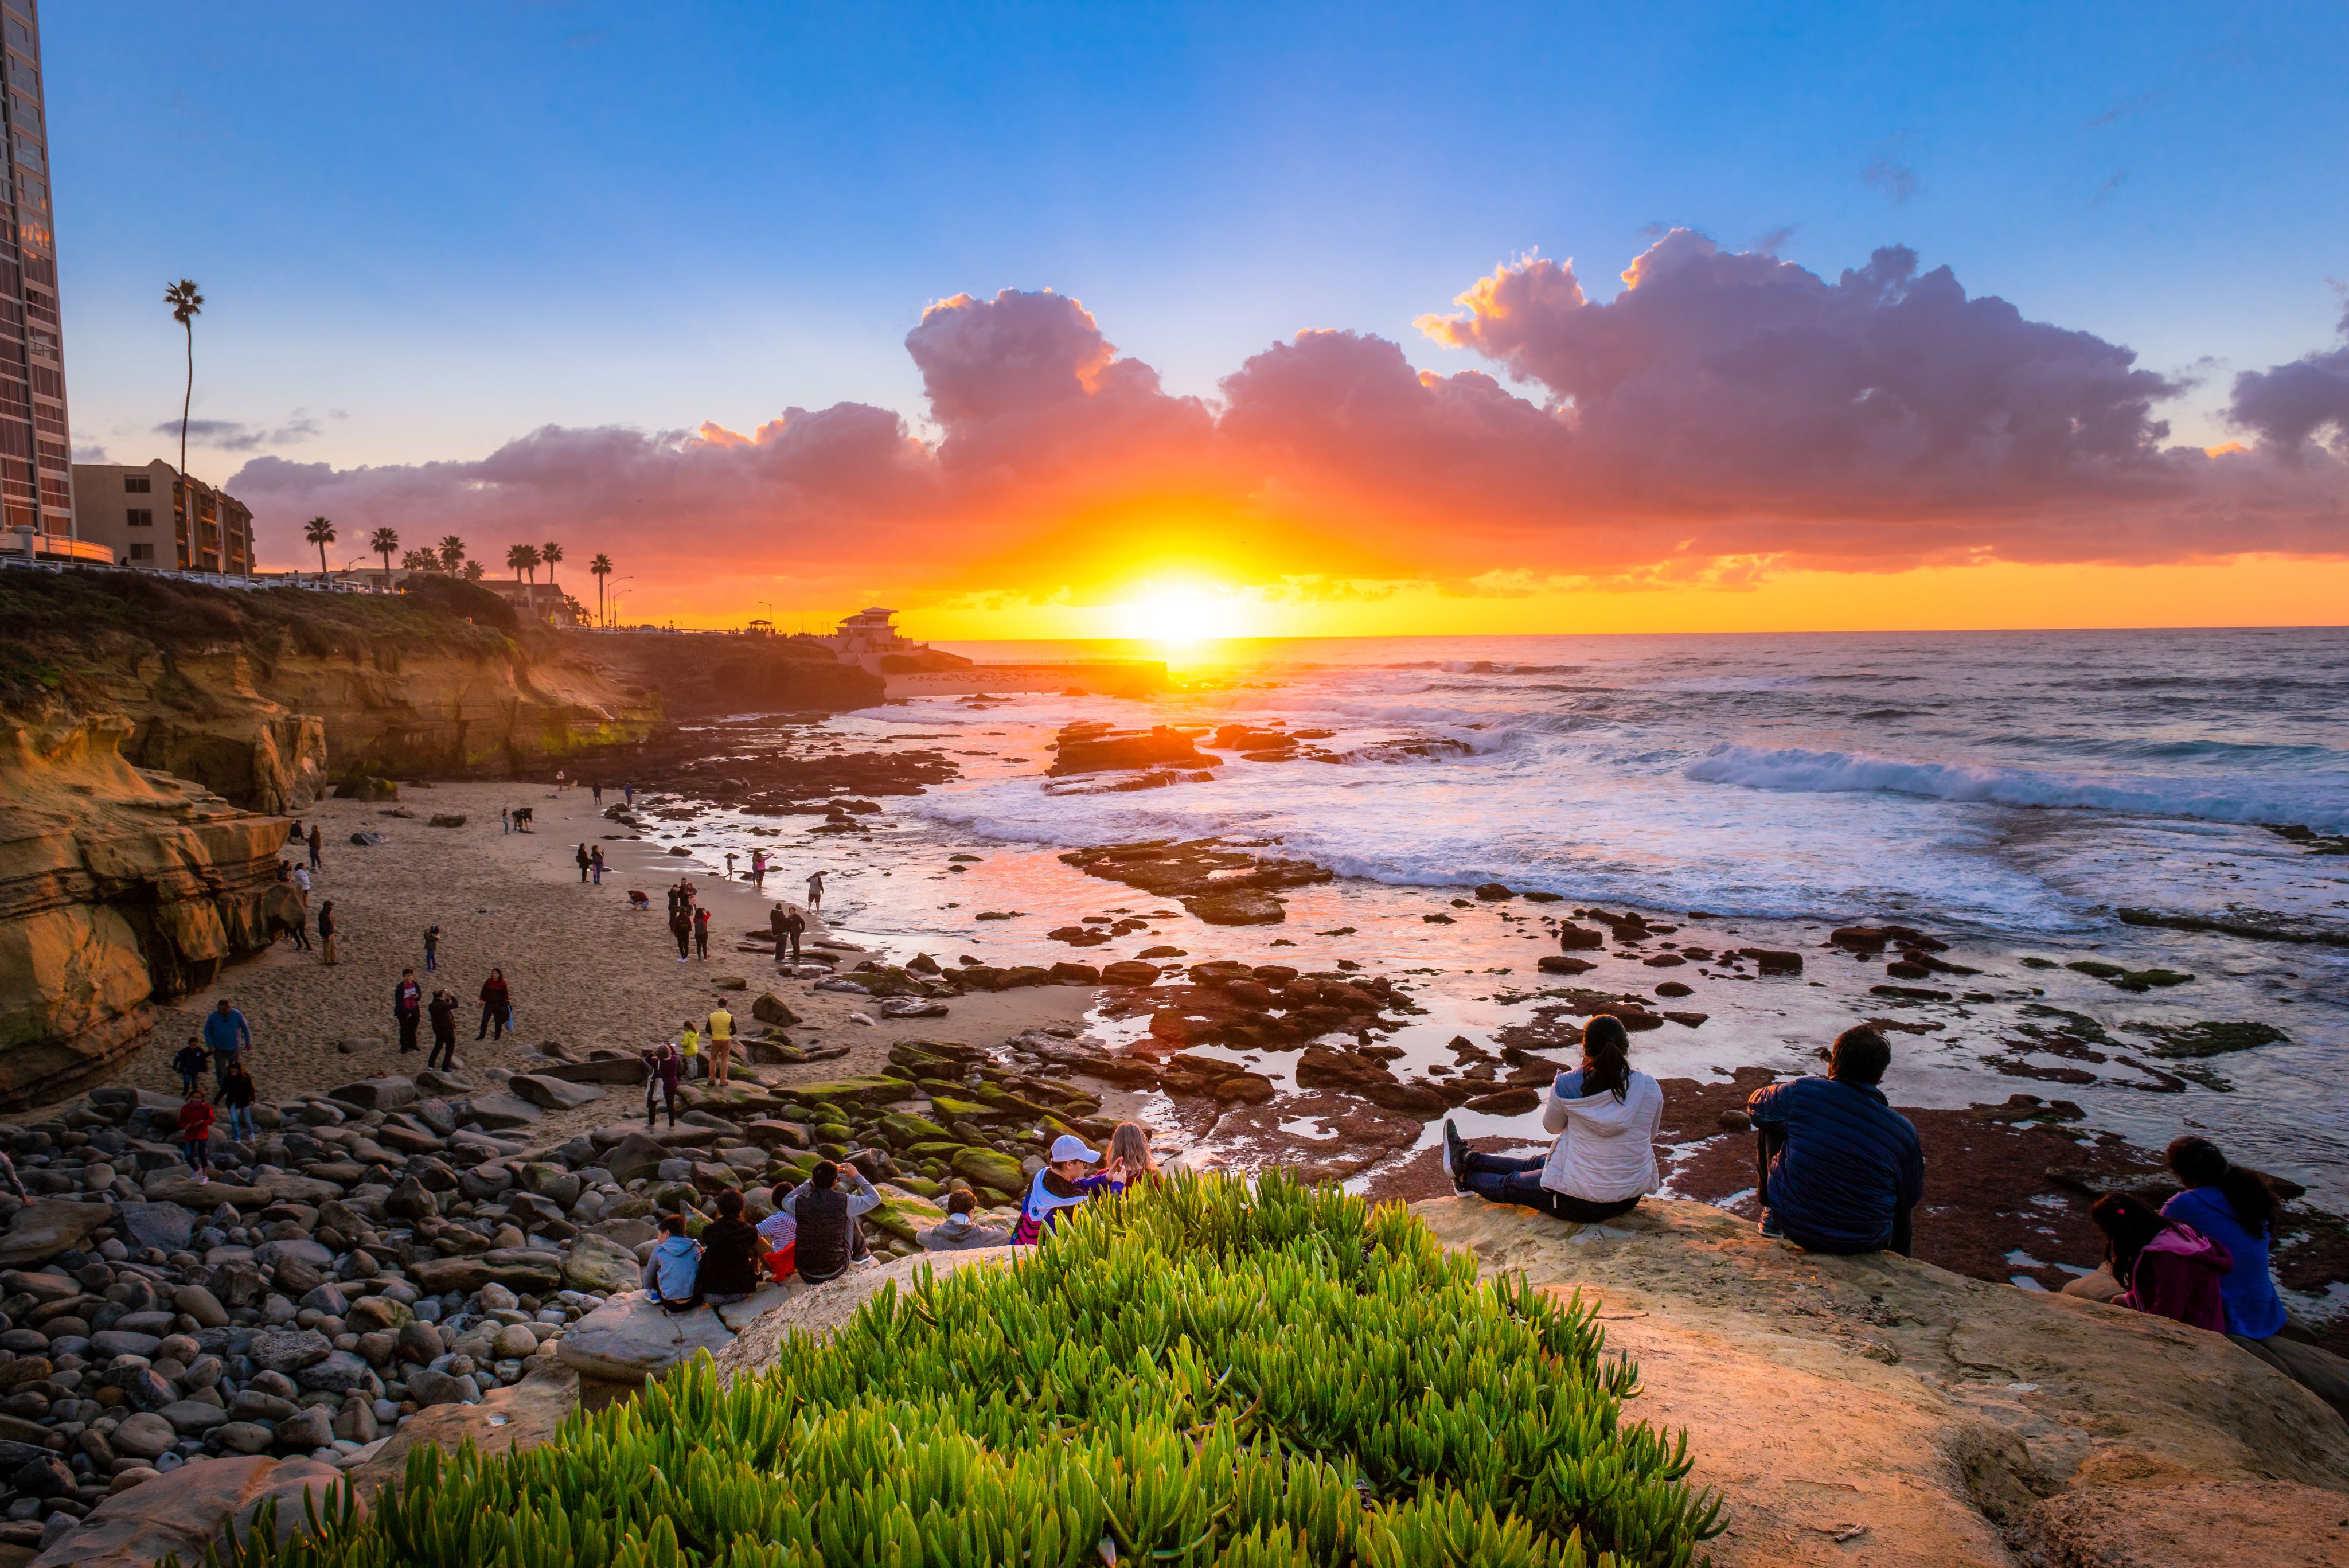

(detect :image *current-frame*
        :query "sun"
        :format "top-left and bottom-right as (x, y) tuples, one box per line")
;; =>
(1110, 582), (1243, 643)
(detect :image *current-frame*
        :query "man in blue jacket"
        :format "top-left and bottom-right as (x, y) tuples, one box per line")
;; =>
(201, 999), (252, 1081)
(1747, 1027), (1924, 1255)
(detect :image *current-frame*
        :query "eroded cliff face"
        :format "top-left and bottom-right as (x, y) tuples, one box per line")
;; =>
(0, 713), (296, 1108)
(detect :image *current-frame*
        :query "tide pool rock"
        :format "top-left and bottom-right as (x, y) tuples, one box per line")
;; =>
(555, 1291), (736, 1383)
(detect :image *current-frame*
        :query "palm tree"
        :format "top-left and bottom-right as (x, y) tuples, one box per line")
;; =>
(164, 280), (202, 479)
(540, 540), (563, 590)
(506, 542), (541, 583)
(589, 552), (614, 629)
(437, 534), (466, 572)
(400, 547), (438, 572)
(303, 516), (336, 580)
(462, 559), (485, 582)
(369, 526), (399, 586)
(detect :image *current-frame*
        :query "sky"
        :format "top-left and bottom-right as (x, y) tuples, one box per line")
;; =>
(48, 1), (2349, 637)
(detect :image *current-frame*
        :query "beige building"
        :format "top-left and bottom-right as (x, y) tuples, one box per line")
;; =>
(69, 459), (253, 574)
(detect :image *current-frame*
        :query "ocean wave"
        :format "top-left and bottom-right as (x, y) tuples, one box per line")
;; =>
(1685, 743), (2349, 829)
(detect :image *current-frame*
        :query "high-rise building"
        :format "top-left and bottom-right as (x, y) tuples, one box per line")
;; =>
(0, 0), (73, 553)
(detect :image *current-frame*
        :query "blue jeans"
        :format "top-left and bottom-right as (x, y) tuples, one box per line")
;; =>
(227, 1105), (255, 1140)
(1458, 1152), (1641, 1223)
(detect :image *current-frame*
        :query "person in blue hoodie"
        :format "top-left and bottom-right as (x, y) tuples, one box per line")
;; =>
(1746, 1027), (1925, 1255)
(641, 1213), (703, 1312)
(2162, 1136), (2348, 1422)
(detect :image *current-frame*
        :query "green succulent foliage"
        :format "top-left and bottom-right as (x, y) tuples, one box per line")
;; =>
(196, 1172), (1723, 1568)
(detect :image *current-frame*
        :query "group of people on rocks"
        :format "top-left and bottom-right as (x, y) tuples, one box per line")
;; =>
(166, 999), (266, 1185)
(636, 1004), (740, 1123)
(1442, 1015), (2347, 1424)
(636, 1123), (1162, 1313)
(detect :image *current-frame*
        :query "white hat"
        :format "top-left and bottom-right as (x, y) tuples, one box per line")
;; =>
(1047, 1134), (1099, 1164)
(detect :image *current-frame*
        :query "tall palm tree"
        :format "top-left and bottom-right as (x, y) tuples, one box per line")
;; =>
(506, 541), (541, 583)
(369, 526), (399, 586)
(540, 540), (563, 590)
(303, 516), (336, 580)
(589, 552), (614, 629)
(462, 559), (485, 582)
(400, 547), (438, 572)
(437, 534), (466, 572)
(163, 280), (202, 479)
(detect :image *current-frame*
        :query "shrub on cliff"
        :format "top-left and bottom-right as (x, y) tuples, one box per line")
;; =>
(208, 1172), (1722, 1568)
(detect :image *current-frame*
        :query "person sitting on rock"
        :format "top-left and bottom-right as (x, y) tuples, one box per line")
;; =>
(1442, 1015), (1663, 1223)
(2161, 1136), (2349, 1421)
(918, 1190), (1012, 1251)
(755, 1202), (798, 1282)
(2092, 1191), (2231, 1332)
(173, 1035), (209, 1097)
(1746, 1027), (1924, 1255)
(1012, 1136), (1118, 1246)
(696, 1189), (764, 1306)
(782, 1161), (881, 1284)
(641, 1213), (703, 1312)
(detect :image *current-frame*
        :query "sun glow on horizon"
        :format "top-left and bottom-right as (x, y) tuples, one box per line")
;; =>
(1106, 581), (1245, 644)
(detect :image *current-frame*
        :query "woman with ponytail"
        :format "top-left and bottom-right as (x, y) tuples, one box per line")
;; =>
(1444, 1013), (1664, 1223)
(2163, 1136), (2349, 1421)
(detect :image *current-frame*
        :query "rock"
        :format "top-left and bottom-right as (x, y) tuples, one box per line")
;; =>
(506, 1074), (606, 1110)
(1184, 888), (1286, 926)
(790, 1077), (917, 1108)
(2022, 1479), (2348, 1567)
(29, 1454), (358, 1568)
(492, 1323), (540, 1359)
(879, 998), (950, 1020)
(554, 1292), (736, 1383)
(158, 1399), (230, 1433)
(403, 1367), (471, 1407)
(1734, 946), (1804, 976)
(1554, 923), (1605, 950)
(1099, 961), (1162, 987)
(274, 1405), (335, 1450)
(716, 1249), (1010, 1378)
(107, 1413), (176, 1461)
(350, 1364), (577, 1496)
(1045, 723), (1213, 777)
(561, 1232), (643, 1295)
(408, 1253), (562, 1296)
(115, 1202), (195, 1255)
(1294, 1046), (1398, 1093)
(428, 813), (467, 828)
(395, 1320), (446, 1365)
(0, 1200), (109, 1267)
(456, 1093), (542, 1130)
(215, 1421), (275, 1455)
(600, 1132), (669, 1185)
(345, 1294), (409, 1333)
(295, 1349), (371, 1394)
(751, 993), (802, 1027)
(1538, 954), (1598, 976)
(248, 1327), (335, 1374)
(951, 1147), (1025, 1197)
(1046, 961), (1103, 985)
(89, 1329), (164, 1359)
(1463, 1086), (1542, 1115)
(172, 1283), (229, 1328)
(329, 1077), (416, 1111)
(1474, 883), (1515, 900)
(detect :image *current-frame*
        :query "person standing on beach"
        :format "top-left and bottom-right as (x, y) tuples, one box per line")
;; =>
(178, 1091), (216, 1183)
(317, 900), (340, 965)
(724, 851), (739, 880)
(805, 870), (825, 912)
(679, 1017), (702, 1081)
(427, 987), (459, 1070)
(624, 781), (635, 808)
(292, 863), (311, 902)
(750, 848), (767, 891)
(643, 1039), (681, 1126)
(592, 781), (603, 806)
(670, 903), (692, 961)
(423, 924), (439, 972)
(307, 823), (322, 871)
(393, 969), (424, 1054)
(590, 845), (605, 884)
(576, 842), (592, 883)
(693, 904), (712, 959)
(772, 902), (805, 964)
(478, 968), (513, 1040)
(283, 898), (313, 951)
(707, 1004), (734, 1086)
(173, 1035), (209, 1097)
(204, 999), (251, 1079)
(213, 1059), (257, 1142)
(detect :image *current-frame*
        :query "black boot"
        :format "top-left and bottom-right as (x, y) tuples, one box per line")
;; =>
(1442, 1119), (1469, 1192)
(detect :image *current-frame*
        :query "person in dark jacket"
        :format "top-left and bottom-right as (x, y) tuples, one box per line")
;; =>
(393, 969), (424, 1053)
(782, 1160), (879, 1284)
(426, 988), (460, 1070)
(317, 900), (338, 965)
(477, 969), (512, 1040)
(642, 1040), (682, 1127)
(213, 1059), (259, 1141)
(1747, 1027), (1925, 1255)
(173, 1036), (209, 1096)
(307, 823), (322, 870)
(697, 1188), (764, 1305)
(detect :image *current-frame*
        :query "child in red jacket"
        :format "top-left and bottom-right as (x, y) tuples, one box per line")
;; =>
(178, 1093), (216, 1183)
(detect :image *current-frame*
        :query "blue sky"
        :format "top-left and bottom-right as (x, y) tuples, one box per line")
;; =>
(48, 1), (2349, 479)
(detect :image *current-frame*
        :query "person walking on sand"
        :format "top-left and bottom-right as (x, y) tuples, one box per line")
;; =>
(725, 851), (739, 881)
(590, 845), (605, 885)
(307, 822), (322, 871)
(805, 869), (825, 913)
(592, 781), (603, 806)
(178, 1091), (216, 1183)
(750, 847), (767, 891)
(204, 998), (252, 1079)
(214, 1058), (257, 1142)
(693, 904), (712, 959)
(501, 807), (512, 834)
(576, 842), (592, 883)
(393, 968), (424, 1054)
(624, 781), (635, 808)
(670, 903), (692, 961)
(173, 1035), (209, 1097)
(284, 898), (313, 952)
(477, 968), (513, 1040)
(643, 1039), (682, 1127)
(707, 1003), (735, 1086)
(292, 863), (311, 901)
(317, 900), (340, 965)
(427, 987), (459, 1071)
(423, 924), (439, 972)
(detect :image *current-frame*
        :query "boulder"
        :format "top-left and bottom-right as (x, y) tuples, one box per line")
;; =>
(457, 1093), (542, 1130)
(951, 1146), (1025, 1197)
(159, 1399), (231, 1433)
(791, 1077), (917, 1108)
(0, 1199), (109, 1267)
(555, 1291), (737, 1383)
(561, 1232), (643, 1295)
(274, 1405), (335, 1450)
(349, 1364), (578, 1497)
(173, 1283), (230, 1328)
(409, 1253), (562, 1296)
(115, 1201), (195, 1255)
(1100, 961), (1162, 987)
(1183, 888), (1285, 926)
(2021, 1479), (2349, 1568)
(329, 1076), (417, 1111)
(30, 1454), (357, 1568)
(508, 1074), (607, 1110)
(751, 993), (802, 1027)
(249, 1327), (335, 1374)
(1047, 962), (1103, 985)
(107, 1412), (175, 1461)
(601, 1132), (669, 1185)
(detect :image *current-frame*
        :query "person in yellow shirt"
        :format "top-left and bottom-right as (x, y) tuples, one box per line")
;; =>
(678, 1019), (701, 1081)
(707, 1005), (735, 1087)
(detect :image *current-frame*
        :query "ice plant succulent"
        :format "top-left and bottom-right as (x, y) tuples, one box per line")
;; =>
(200, 1172), (1723, 1568)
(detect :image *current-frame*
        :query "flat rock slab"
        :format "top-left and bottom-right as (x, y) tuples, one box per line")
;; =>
(349, 1364), (578, 1498)
(555, 1291), (738, 1382)
(716, 1249), (1014, 1380)
(508, 1073), (606, 1110)
(142, 1173), (269, 1209)
(0, 1200), (109, 1267)
(2022, 1478), (2349, 1567)
(114, 1201), (195, 1254)
(33, 1454), (356, 1568)
(460, 1092), (543, 1129)
(330, 1077), (417, 1111)
(561, 1232), (642, 1295)
(411, 1254), (563, 1295)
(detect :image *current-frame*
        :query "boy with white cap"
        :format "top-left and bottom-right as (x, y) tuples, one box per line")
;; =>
(1011, 1134), (1119, 1245)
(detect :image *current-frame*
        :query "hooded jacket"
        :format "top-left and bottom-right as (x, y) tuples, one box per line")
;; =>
(2117, 1223), (2233, 1333)
(641, 1234), (701, 1304)
(918, 1211), (1013, 1251)
(1540, 1070), (1665, 1202)
(2163, 1187), (2286, 1339)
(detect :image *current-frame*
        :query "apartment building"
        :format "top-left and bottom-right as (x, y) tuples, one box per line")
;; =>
(0, 0), (73, 549)
(71, 459), (255, 574)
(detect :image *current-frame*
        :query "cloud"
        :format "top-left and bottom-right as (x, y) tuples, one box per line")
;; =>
(1862, 141), (1919, 204)
(157, 415), (321, 453)
(2227, 307), (2349, 456)
(229, 243), (2349, 596)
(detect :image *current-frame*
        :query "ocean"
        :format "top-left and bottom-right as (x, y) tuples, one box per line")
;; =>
(657, 628), (2349, 1207)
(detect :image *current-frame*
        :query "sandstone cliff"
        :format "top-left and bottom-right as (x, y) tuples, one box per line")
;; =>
(0, 711), (296, 1108)
(572, 629), (882, 717)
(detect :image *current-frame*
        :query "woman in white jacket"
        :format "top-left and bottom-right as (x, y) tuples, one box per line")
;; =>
(1444, 1014), (1664, 1222)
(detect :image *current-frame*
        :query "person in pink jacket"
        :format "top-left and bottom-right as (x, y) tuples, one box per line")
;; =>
(2092, 1192), (2231, 1333)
